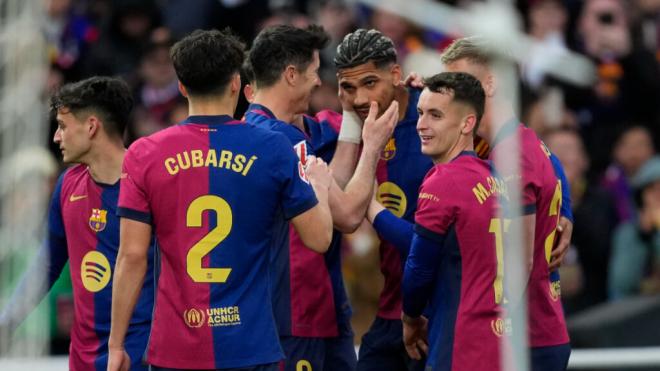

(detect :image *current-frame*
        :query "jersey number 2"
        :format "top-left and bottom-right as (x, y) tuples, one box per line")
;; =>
(186, 195), (233, 283)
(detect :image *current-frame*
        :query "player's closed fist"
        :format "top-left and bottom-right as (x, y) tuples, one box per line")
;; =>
(305, 156), (332, 190)
(362, 100), (399, 151)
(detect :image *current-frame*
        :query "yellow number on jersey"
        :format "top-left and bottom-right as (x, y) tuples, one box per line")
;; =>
(296, 360), (313, 371)
(489, 218), (511, 305)
(186, 195), (233, 283)
(544, 181), (562, 264)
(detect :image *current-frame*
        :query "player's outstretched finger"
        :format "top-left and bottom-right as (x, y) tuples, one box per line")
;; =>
(405, 342), (422, 360)
(366, 101), (379, 123)
(418, 339), (429, 356)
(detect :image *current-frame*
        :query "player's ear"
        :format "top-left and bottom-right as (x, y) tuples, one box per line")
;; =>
(230, 73), (241, 94)
(243, 84), (254, 103)
(284, 65), (297, 86)
(87, 115), (101, 138)
(178, 81), (188, 98)
(462, 114), (476, 135)
(390, 64), (402, 86)
(483, 71), (496, 97)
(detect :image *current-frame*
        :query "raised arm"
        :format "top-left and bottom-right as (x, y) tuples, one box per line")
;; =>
(328, 101), (399, 233)
(291, 156), (333, 253)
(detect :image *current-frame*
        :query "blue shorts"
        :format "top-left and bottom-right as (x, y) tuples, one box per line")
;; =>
(151, 363), (279, 371)
(531, 343), (571, 371)
(279, 335), (357, 371)
(356, 317), (425, 371)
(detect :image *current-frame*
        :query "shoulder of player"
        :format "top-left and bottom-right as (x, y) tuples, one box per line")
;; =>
(421, 164), (460, 191)
(308, 110), (342, 134)
(59, 164), (89, 187)
(55, 164), (90, 201)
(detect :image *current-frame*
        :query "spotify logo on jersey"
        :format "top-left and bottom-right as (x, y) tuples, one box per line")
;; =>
(81, 251), (111, 292)
(377, 182), (407, 218)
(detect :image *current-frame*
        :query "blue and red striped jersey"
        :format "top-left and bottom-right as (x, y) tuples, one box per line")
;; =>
(118, 115), (317, 369)
(490, 121), (569, 347)
(245, 104), (352, 337)
(411, 152), (505, 370)
(50, 164), (154, 371)
(374, 88), (434, 319)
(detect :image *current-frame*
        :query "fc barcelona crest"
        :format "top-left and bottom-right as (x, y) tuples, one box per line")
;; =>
(381, 138), (396, 161)
(89, 208), (108, 232)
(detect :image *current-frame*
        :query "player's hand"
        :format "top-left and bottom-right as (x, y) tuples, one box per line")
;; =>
(337, 84), (354, 114)
(107, 347), (130, 371)
(362, 101), (398, 152)
(402, 314), (428, 360)
(367, 186), (385, 223)
(403, 71), (424, 89)
(305, 156), (332, 190)
(549, 216), (573, 271)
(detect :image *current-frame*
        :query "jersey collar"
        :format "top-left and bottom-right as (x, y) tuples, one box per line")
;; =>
(181, 115), (241, 126)
(246, 103), (276, 120)
(451, 150), (478, 162)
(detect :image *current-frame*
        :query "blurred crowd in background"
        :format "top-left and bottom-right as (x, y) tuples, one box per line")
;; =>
(33, 0), (660, 352)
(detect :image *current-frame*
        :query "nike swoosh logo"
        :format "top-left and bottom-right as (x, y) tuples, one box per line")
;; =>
(69, 194), (88, 202)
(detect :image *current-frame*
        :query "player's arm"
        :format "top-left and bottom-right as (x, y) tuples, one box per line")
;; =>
(327, 101), (399, 233)
(367, 196), (414, 257)
(548, 152), (573, 270)
(329, 110), (362, 188)
(401, 229), (441, 360)
(0, 174), (69, 334)
(291, 156), (333, 253)
(108, 218), (151, 371)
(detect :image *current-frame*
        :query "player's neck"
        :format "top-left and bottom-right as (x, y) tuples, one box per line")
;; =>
(187, 95), (236, 117)
(482, 101), (516, 145)
(252, 89), (296, 124)
(85, 140), (126, 185)
(435, 140), (474, 165)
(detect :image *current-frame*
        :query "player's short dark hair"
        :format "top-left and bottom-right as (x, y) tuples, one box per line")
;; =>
(423, 72), (486, 134)
(334, 28), (397, 70)
(440, 36), (496, 67)
(50, 76), (133, 138)
(241, 56), (255, 85)
(249, 24), (329, 88)
(170, 29), (245, 96)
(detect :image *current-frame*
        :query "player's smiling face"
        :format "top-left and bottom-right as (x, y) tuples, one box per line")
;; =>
(337, 61), (400, 121)
(54, 108), (92, 163)
(416, 88), (474, 164)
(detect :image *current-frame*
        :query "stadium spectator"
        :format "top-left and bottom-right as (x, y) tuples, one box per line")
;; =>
(571, 0), (660, 174)
(609, 156), (660, 299)
(83, 0), (161, 79)
(127, 28), (179, 142)
(601, 126), (655, 225)
(43, 0), (97, 81)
